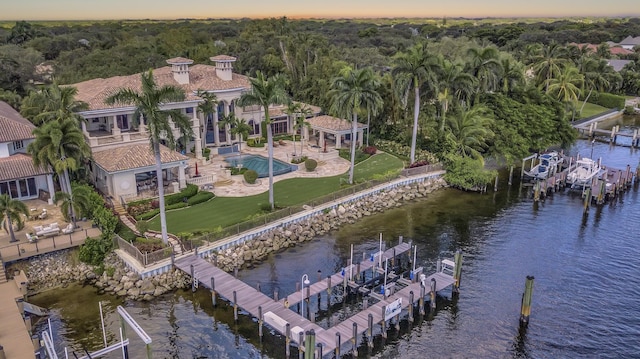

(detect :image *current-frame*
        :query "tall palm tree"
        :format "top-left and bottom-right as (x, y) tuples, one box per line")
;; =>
(230, 116), (251, 153)
(466, 46), (502, 96)
(329, 66), (382, 184)
(577, 57), (610, 114)
(21, 83), (88, 126)
(286, 102), (312, 156)
(238, 71), (290, 210)
(28, 117), (90, 221)
(498, 57), (526, 94)
(105, 70), (192, 245)
(445, 105), (494, 162)
(545, 65), (584, 104)
(196, 89), (217, 152)
(54, 183), (92, 229)
(392, 43), (439, 163)
(0, 194), (29, 243)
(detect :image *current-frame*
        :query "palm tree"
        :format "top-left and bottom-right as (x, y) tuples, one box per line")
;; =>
(238, 71), (290, 210)
(436, 58), (475, 132)
(498, 57), (526, 94)
(28, 117), (90, 221)
(466, 46), (502, 97)
(218, 113), (236, 145)
(54, 183), (91, 229)
(545, 65), (584, 104)
(230, 116), (251, 153)
(21, 83), (88, 126)
(329, 66), (382, 184)
(533, 42), (567, 92)
(286, 102), (312, 156)
(577, 57), (610, 114)
(0, 194), (29, 243)
(392, 43), (439, 163)
(105, 70), (192, 245)
(196, 90), (217, 153)
(445, 105), (494, 162)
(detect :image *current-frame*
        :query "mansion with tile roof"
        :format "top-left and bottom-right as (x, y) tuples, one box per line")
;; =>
(68, 55), (330, 200)
(0, 101), (55, 203)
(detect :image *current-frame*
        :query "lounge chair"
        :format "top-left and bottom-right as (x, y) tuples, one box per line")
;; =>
(62, 223), (74, 234)
(33, 222), (60, 237)
(26, 233), (38, 243)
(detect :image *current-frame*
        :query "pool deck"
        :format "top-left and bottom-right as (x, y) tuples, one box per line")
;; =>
(193, 140), (351, 197)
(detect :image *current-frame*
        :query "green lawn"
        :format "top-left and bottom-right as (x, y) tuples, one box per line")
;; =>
(576, 101), (610, 118)
(149, 152), (403, 233)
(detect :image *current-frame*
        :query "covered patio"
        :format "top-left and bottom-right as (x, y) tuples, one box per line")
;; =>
(307, 115), (368, 150)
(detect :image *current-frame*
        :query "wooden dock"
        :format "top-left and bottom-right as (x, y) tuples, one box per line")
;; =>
(174, 240), (457, 357)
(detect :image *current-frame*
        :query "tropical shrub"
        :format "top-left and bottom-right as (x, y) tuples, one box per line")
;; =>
(132, 237), (165, 252)
(165, 202), (188, 210)
(374, 139), (438, 164)
(247, 138), (265, 147)
(587, 92), (625, 109)
(363, 146), (377, 155)
(187, 191), (215, 205)
(138, 209), (160, 220)
(202, 147), (211, 160)
(244, 169), (258, 184)
(291, 155), (308, 164)
(443, 154), (496, 191)
(135, 220), (149, 234)
(79, 237), (113, 265)
(305, 158), (318, 171)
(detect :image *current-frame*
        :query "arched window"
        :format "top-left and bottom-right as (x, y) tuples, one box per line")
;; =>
(217, 101), (225, 120)
(248, 119), (257, 135)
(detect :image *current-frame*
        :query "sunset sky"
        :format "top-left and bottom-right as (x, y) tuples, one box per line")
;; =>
(2, 0), (640, 20)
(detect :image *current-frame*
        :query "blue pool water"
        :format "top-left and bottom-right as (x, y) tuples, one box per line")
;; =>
(225, 154), (294, 178)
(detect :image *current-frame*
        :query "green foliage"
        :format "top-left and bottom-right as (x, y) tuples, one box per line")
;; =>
(230, 167), (248, 175)
(244, 169), (258, 184)
(78, 237), (113, 265)
(187, 191), (215, 205)
(165, 183), (198, 205)
(138, 209), (160, 221)
(304, 158), (318, 171)
(587, 92), (625, 109)
(247, 138), (265, 147)
(338, 148), (370, 164)
(92, 206), (117, 239)
(374, 139), (439, 164)
(135, 220), (149, 234)
(116, 221), (137, 242)
(291, 155), (308, 164)
(132, 236), (165, 252)
(202, 147), (211, 160)
(624, 106), (636, 115)
(105, 266), (116, 277)
(443, 154), (497, 191)
(165, 202), (189, 210)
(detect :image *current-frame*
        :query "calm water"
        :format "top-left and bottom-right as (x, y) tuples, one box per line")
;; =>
(32, 126), (640, 358)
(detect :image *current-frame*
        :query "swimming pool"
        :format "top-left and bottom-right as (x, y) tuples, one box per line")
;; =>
(224, 154), (295, 178)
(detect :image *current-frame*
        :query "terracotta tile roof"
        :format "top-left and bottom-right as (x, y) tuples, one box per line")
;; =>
(70, 64), (251, 112)
(92, 144), (188, 173)
(571, 43), (633, 56)
(307, 115), (367, 133)
(0, 153), (51, 181)
(210, 55), (237, 61)
(0, 101), (36, 142)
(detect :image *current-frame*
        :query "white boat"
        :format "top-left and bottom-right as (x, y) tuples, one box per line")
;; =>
(524, 152), (563, 180)
(566, 158), (602, 188)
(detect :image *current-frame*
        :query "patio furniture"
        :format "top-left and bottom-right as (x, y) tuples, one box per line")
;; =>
(62, 223), (74, 234)
(26, 233), (38, 243)
(38, 209), (47, 220)
(33, 222), (60, 237)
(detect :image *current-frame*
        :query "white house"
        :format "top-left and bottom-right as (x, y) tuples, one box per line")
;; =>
(618, 36), (640, 50)
(0, 101), (55, 203)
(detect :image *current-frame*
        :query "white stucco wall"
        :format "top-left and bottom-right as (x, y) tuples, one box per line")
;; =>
(0, 142), (10, 158)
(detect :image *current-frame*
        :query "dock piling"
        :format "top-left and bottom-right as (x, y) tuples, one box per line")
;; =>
(453, 250), (462, 296)
(419, 284), (425, 316)
(285, 323), (291, 358)
(408, 291), (414, 323)
(508, 166), (514, 186)
(258, 306), (263, 341)
(210, 277), (216, 307)
(190, 264), (195, 292)
(352, 323), (358, 357)
(430, 278), (437, 312)
(298, 331), (304, 359)
(519, 276), (535, 327)
(368, 313), (374, 348)
(381, 305), (387, 338)
(335, 332), (341, 358)
(233, 291), (238, 322)
(304, 330), (315, 359)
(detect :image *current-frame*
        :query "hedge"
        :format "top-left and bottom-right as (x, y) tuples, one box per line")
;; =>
(165, 183), (198, 205)
(587, 92), (625, 109)
(138, 209), (160, 220)
(166, 202), (189, 211)
(305, 158), (318, 171)
(244, 169), (258, 184)
(187, 191), (215, 205)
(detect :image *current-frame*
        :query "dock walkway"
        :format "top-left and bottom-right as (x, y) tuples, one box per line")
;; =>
(0, 272), (36, 358)
(174, 241), (455, 356)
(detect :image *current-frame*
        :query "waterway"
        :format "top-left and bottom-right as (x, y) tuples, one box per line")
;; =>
(31, 125), (640, 358)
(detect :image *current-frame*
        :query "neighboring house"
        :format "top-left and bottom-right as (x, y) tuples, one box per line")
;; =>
(0, 101), (55, 203)
(570, 43), (633, 56)
(618, 36), (640, 50)
(607, 59), (633, 72)
(69, 55), (321, 200)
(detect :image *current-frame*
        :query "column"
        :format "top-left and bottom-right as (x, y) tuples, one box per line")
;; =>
(336, 133), (342, 149)
(112, 115), (121, 135)
(178, 163), (186, 188)
(46, 174), (55, 205)
(193, 116), (203, 160)
(319, 131), (325, 150)
(81, 120), (88, 135)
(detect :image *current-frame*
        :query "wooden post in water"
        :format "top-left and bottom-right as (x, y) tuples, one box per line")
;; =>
(408, 291), (414, 323)
(210, 277), (216, 307)
(368, 313), (374, 348)
(258, 306), (263, 341)
(418, 285), (425, 316)
(520, 276), (535, 327)
(190, 264), (196, 292)
(430, 278), (437, 312)
(285, 323), (291, 358)
(453, 250), (463, 296)
(583, 187), (591, 213)
(233, 290), (238, 322)
(274, 288), (279, 302)
(352, 322), (358, 357)
(326, 275), (332, 296)
(298, 332), (305, 359)
(335, 332), (341, 358)
(304, 330), (315, 359)
(381, 305), (387, 338)
(494, 175), (499, 192)
(508, 166), (514, 186)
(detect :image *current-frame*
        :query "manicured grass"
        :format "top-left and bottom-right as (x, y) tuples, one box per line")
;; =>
(149, 152), (403, 233)
(576, 101), (610, 118)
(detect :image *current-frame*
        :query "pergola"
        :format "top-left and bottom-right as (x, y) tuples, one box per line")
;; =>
(306, 115), (368, 150)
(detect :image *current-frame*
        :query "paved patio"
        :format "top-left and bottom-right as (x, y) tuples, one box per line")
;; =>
(0, 198), (71, 248)
(190, 139), (351, 197)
